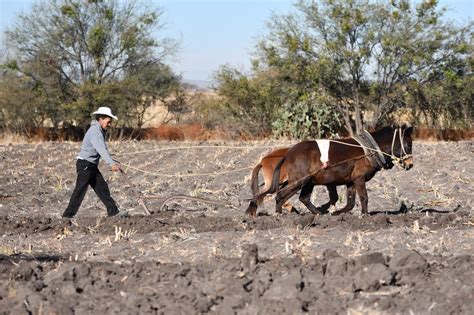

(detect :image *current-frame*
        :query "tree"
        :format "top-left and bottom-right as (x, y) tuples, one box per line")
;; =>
(1, 0), (179, 130)
(255, 0), (472, 134)
(211, 49), (342, 138)
(0, 71), (47, 133)
(212, 65), (288, 137)
(121, 63), (181, 128)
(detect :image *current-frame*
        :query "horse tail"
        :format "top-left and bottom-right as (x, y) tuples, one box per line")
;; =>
(256, 156), (286, 199)
(250, 162), (263, 198)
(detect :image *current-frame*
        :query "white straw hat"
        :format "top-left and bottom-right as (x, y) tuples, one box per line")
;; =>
(91, 107), (118, 120)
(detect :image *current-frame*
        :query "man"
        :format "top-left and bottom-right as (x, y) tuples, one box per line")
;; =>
(63, 107), (127, 218)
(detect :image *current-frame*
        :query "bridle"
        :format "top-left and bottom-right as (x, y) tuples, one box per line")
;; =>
(391, 127), (412, 164)
(330, 127), (412, 167)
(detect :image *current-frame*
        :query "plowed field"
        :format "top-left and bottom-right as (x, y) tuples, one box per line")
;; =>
(1, 140), (472, 314)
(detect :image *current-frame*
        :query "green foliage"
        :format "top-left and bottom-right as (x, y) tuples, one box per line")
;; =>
(0, 0), (179, 132)
(193, 96), (226, 130)
(405, 74), (473, 129)
(60, 4), (77, 17)
(88, 25), (108, 59)
(211, 58), (342, 138)
(0, 73), (46, 132)
(272, 93), (340, 139)
(211, 0), (472, 136)
(211, 66), (283, 136)
(1, 0), (471, 138)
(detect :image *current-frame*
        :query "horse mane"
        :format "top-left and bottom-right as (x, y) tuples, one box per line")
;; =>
(371, 125), (396, 138)
(334, 126), (394, 142)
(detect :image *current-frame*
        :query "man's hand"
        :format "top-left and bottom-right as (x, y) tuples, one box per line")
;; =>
(111, 163), (121, 172)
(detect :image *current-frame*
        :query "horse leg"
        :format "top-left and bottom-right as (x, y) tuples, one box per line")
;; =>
(319, 184), (338, 212)
(245, 190), (267, 217)
(275, 183), (301, 214)
(245, 201), (258, 217)
(299, 182), (327, 214)
(245, 161), (275, 217)
(332, 184), (356, 215)
(245, 189), (269, 216)
(354, 178), (369, 215)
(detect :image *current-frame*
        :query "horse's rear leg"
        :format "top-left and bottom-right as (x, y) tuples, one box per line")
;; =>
(245, 168), (272, 216)
(247, 195), (294, 216)
(332, 184), (356, 215)
(275, 184), (301, 214)
(299, 182), (327, 214)
(319, 184), (338, 212)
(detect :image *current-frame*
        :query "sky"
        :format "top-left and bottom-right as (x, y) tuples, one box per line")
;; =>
(1, 0), (473, 82)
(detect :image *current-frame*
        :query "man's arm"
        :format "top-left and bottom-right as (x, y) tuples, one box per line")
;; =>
(90, 132), (118, 168)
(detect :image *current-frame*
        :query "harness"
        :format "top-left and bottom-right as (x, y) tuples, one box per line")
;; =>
(329, 127), (412, 167)
(266, 127), (413, 199)
(353, 130), (386, 169)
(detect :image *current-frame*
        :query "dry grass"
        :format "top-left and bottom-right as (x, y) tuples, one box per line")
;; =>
(413, 169), (456, 208)
(113, 225), (137, 242)
(0, 132), (29, 144)
(0, 245), (19, 256)
(142, 101), (172, 127)
(55, 227), (73, 240)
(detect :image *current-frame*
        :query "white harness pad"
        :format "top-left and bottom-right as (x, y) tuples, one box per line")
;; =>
(316, 139), (330, 164)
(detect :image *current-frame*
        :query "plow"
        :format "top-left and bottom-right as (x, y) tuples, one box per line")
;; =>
(113, 143), (289, 215)
(119, 166), (242, 216)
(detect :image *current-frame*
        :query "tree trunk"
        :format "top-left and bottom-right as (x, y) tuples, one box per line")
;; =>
(337, 101), (354, 136)
(354, 105), (363, 134)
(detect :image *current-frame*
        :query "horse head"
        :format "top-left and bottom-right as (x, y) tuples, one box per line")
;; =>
(372, 125), (413, 170)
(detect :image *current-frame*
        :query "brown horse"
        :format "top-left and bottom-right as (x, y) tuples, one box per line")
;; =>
(245, 148), (290, 216)
(245, 147), (341, 217)
(257, 126), (414, 215)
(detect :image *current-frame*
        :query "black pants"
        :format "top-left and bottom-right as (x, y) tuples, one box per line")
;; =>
(63, 159), (119, 218)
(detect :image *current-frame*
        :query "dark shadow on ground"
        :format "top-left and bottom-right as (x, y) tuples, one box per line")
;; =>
(0, 253), (64, 263)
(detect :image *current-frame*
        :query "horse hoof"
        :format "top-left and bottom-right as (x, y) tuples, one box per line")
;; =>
(245, 211), (256, 217)
(312, 207), (329, 215)
(245, 206), (257, 217)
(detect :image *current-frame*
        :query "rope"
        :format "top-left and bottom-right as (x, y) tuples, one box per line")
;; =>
(116, 142), (398, 179)
(268, 154), (368, 198)
(119, 161), (251, 178)
(115, 139), (400, 165)
(115, 130), (407, 179)
(114, 145), (280, 156)
(114, 144), (286, 178)
(327, 139), (401, 163)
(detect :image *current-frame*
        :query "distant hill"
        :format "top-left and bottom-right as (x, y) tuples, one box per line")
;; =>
(181, 79), (212, 91)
